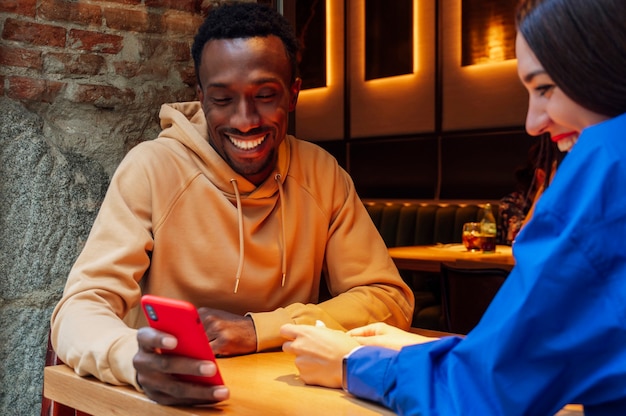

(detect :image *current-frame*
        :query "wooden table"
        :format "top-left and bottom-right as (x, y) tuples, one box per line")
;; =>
(44, 351), (394, 416)
(388, 243), (515, 273)
(44, 329), (582, 416)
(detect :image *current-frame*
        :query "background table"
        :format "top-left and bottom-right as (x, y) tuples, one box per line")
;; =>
(388, 243), (515, 272)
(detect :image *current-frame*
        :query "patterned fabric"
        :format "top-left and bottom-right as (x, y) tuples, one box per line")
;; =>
(497, 191), (532, 245)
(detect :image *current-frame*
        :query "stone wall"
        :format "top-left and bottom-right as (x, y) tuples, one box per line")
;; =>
(0, 96), (108, 414)
(0, 0), (207, 176)
(0, 1), (253, 414)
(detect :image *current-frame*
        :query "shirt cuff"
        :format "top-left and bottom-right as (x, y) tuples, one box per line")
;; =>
(342, 346), (399, 402)
(342, 346), (363, 392)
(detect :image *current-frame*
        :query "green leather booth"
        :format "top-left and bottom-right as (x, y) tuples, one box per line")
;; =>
(363, 199), (501, 330)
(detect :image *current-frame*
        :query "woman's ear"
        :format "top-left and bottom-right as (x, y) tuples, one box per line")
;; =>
(534, 168), (546, 187)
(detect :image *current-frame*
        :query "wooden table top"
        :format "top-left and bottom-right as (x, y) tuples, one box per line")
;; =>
(44, 328), (582, 415)
(44, 351), (394, 416)
(388, 243), (515, 272)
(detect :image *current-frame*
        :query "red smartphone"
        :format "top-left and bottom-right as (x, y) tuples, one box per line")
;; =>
(140, 294), (224, 385)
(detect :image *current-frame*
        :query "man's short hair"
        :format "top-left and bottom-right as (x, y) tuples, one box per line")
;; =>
(192, 2), (300, 86)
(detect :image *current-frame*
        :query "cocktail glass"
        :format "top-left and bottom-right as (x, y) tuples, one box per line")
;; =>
(462, 222), (482, 252)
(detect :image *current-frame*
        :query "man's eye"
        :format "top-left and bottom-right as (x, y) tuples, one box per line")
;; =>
(256, 91), (276, 100)
(254, 87), (276, 101)
(211, 97), (231, 105)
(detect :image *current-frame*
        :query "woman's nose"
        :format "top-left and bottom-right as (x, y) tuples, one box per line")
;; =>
(525, 100), (549, 137)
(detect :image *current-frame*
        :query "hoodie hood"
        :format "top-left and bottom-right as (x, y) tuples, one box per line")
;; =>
(157, 101), (291, 292)
(157, 101), (291, 199)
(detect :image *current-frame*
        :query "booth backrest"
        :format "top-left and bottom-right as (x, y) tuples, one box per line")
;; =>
(363, 199), (502, 330)
(363, 200), (501, 248)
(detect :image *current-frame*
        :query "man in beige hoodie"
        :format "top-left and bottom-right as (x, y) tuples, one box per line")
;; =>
(50, 2), (414, 405)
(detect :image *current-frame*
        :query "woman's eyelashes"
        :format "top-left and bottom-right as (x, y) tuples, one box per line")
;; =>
(535, 84), (555, 97)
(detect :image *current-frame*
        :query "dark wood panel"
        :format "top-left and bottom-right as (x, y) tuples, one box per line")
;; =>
(440, 129), (535, 199)
(348, 136), (439, 199)
(295, 0), (327, 89)
(365, 0), (413, 80)
(312, 129), (537, 201)
(315, 139), (347, 168)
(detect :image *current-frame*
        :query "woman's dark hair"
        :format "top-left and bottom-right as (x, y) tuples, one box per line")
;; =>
(191, 2), (300, 87)
(535, 134), (564, 189)
(516, 0), (626, 117)
(516, 135), (563, 196)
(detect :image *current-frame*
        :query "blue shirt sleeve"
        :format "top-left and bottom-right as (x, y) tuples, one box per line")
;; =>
(346, 114), (626, 416)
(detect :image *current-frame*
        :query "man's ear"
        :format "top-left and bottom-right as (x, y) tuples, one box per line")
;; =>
(289, 77), (302, 111)
(196, 84), (204, 103)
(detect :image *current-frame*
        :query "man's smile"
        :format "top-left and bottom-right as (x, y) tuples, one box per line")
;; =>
(226, 133), (268, 151)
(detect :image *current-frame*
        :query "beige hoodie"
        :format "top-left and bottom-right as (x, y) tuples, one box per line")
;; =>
(50, 101), (414, 388)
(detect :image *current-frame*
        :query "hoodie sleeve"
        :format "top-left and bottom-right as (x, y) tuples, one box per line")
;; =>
(310, 172), (414, 330)
(250, 160), (414, 351)
(50, 143), (157, 389)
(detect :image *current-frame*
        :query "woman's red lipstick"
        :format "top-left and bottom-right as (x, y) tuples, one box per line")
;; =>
(551, 131), (577, 142)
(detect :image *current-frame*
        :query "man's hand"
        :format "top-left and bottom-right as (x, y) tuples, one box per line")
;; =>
(198, 307), (257, 356)
(133, 327), (229, 406)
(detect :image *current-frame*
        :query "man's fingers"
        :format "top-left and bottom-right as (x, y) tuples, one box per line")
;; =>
(279, 323), (299, 340)
(143, 377), (229, 406)
(137, 326), (177, 351)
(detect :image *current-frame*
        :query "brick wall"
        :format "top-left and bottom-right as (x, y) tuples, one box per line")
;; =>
(0, 0), (206, 106)
(0, 0), (251, 176)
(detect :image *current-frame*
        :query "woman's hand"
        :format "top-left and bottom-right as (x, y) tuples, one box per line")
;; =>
(280, 324), (360, 388)
(347, 322), (438, 350)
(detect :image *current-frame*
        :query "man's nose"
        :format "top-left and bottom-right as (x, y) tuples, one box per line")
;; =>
(231, 98), (261, 132)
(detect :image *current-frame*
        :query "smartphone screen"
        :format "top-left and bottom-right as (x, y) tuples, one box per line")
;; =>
(140, 294), (224, 385)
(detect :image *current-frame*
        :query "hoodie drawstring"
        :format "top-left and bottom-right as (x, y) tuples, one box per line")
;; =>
(230, 175), (287, 293)
(231, 179), (245, 293)
(275, 173), (287, 288)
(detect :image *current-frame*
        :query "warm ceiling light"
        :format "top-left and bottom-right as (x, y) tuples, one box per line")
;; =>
(461, 0), (516, 66)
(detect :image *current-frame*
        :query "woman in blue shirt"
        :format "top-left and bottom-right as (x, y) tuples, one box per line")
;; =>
(281, 0), (626, 414)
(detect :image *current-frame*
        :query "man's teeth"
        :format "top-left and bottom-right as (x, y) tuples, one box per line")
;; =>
(228, 134), (266, 150)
